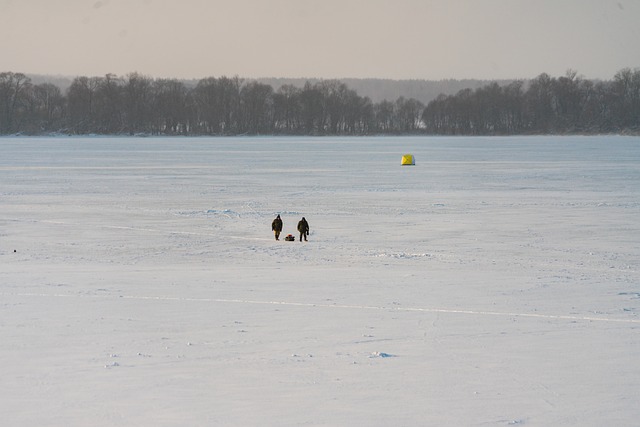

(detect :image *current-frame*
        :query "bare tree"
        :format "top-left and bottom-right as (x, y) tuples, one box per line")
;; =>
(94, 74), (124, 133)
(153, 79), (189, 134)
(612, 68), (640, 130)
(192, 76), (242, 134)
(273, 84), (301, 133)
(395, 97), (424, 133)
(67, 76), (101, 133)
(240, 81), (274, 134)
(0, 72), (31, 133)
(31, 83), (65, 132)
(375, 100), (395, 133)
(124, 72), (154, 135)
(300, 82), (323, 134)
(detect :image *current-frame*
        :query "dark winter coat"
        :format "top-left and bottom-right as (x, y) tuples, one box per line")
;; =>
(272, 217), (283, 232)
(297, 218), (309, 234)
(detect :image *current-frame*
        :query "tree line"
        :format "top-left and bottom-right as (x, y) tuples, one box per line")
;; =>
(1, 69), (639, 136)
(422, 69), (640, 135)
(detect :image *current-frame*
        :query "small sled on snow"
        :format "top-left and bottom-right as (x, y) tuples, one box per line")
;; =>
(284, 234), (295, 241)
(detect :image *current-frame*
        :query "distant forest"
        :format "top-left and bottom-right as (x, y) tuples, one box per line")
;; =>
(1, 69), (639, 136)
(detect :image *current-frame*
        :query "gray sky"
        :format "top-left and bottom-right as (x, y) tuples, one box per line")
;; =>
(1, 0), (639, 80)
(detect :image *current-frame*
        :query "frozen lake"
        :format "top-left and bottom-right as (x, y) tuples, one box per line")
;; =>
(1, 135), (639, 426)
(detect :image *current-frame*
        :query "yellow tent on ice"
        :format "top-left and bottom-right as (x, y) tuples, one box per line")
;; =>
(401, 154), (415, 165)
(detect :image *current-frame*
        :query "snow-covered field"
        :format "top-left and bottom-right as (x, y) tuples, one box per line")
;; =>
(1, 135), (639, 426)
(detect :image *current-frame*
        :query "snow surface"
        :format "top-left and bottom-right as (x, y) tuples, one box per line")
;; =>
(1, 135), (639, 426)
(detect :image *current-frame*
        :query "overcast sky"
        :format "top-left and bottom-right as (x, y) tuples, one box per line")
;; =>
(1, 0), (639, 81)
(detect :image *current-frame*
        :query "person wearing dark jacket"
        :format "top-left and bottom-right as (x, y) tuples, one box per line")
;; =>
(272, 214), (283, 240)
(297, 217), (309, 242)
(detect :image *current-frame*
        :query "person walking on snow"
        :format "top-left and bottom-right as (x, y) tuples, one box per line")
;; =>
(297, 217), (309, 242)
(272, 214), (283, 241)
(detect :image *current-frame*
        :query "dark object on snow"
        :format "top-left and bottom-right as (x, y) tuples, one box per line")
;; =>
(272, 214), (283, 240)
(297, 217), (309, 242)
(284, 234), (295, 241)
